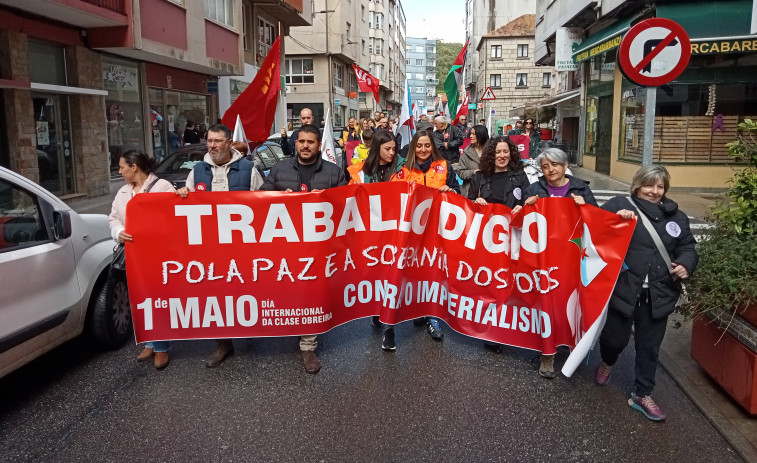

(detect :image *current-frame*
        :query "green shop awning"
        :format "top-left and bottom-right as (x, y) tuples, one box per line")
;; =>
(572, 17), (632, 63)
(656, 0), (753, 40)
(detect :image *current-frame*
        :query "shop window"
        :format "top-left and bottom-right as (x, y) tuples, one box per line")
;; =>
(286, 59), (315, 84)
(103, 58), (145, 179)
(28, 42), (67, 86)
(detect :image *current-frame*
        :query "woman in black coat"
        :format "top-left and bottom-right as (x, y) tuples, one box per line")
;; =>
(597, 165), (697, 422)
(468, 135), (530, 210)
(523, 148), (597, 379)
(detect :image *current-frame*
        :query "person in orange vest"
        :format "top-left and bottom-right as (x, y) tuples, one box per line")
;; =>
(347, 130), (404, 185)
(389, 129), (460, 344)
(391, 129), (461, 193)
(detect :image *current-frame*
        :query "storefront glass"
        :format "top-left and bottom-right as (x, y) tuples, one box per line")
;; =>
(103, 57), (146, 178)
(148, 88), (211, 157)
(583, 51), (616, 174)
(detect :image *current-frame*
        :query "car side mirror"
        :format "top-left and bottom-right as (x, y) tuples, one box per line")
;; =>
(53, 210), (72, 240)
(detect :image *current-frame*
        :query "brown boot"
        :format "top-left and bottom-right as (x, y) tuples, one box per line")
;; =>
(205, 340), (234, 368)
(301, 350), (321, 374)
(137, 347), (154, 362)
(154, 352), (170, 370)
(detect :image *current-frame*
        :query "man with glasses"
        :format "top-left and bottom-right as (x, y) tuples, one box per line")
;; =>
(177, 123), (264, 368)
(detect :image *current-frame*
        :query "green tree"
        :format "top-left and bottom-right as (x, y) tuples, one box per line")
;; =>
(435, 41), (464, 96)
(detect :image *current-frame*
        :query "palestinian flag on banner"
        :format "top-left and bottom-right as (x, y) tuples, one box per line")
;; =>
(444, 39), (469, 120)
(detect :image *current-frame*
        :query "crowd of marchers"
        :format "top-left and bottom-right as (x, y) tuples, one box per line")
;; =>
(108, 110), (696, 423)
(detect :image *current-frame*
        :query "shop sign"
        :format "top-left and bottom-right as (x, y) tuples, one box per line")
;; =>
(575, 35), (622, 63)
(691, 38), (757, 54)
(103, 64), (138, 92)
(556, 27), (583, 71)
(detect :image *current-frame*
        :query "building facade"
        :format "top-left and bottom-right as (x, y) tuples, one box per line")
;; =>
(465, 0), (536, 122)
(284, 0), (406, 128)
(406, 37), (438, 113)
(476, 15), (555, 134)
(534, 0), (757, 187)
(1, 0), (307, 200)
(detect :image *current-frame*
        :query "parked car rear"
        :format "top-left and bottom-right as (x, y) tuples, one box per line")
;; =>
(0, 166), (129, 379)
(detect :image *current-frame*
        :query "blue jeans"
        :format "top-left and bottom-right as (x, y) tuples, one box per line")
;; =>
(146, 341), (171, 352)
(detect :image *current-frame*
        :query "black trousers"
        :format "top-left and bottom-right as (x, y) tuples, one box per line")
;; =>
(599, 289), (668, 397)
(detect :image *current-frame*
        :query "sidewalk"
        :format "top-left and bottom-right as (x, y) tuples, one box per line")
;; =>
(68, 169), (756, 461)
(572, 167), (757, 463)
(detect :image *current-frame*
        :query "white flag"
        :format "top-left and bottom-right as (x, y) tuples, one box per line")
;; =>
(397, 78), (415, 150)
(321, 108), (339, 166)
(232, 114), (248, 143)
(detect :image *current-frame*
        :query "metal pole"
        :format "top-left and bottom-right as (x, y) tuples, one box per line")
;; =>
(325, 0), (333, 122)
(642, 86), (657, 166)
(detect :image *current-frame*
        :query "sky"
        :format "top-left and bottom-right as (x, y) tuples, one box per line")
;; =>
(403, 0), (467, 44)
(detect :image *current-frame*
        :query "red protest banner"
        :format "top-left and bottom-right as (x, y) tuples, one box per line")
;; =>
(125, 183), (633, 369)
(508, 134), (530, 159)
(352, 64), (380, 104)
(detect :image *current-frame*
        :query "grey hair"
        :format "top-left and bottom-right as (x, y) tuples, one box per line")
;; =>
(536, 148), (569, 165)
(434, 115), (448, 124)
(630, 165), (670, 195)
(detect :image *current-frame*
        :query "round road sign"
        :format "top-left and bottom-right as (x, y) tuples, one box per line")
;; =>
(618, 18), (691, 87)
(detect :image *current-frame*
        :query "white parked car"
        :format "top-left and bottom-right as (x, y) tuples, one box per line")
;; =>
(0, 166), (130, 378)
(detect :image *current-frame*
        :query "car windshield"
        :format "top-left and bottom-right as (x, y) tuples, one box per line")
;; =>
(154, 150), (205, 175)
(256, 146), (279, 169)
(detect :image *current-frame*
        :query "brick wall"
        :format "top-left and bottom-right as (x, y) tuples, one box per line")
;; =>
(0, 30), (37, 181)
(67, 46), (109, 197)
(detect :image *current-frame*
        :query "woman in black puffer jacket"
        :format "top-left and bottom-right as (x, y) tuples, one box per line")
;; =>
(596, 165), (697, 422)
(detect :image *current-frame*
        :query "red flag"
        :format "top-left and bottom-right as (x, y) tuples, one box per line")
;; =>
(353, 64), (380, 104)
(222, 37), (281, 142)
(453, 92), (470, 126)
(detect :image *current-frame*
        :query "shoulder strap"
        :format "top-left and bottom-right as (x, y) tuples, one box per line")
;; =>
(143, 176), (159, 193)
(626, 197), (676, 275)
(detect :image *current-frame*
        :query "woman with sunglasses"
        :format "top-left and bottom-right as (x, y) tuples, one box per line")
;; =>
(516, 117), (541, 159)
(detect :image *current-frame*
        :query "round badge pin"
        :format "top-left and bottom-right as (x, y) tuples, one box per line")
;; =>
(666, 221), (681, 238)
(513, 187), (522, 200)
(196, 183), (207, 191)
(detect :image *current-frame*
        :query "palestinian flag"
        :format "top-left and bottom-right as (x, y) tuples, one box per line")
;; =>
(444, 39), (469, 120)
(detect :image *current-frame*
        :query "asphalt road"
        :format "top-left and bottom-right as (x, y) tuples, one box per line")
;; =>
(0, 320), (742, 462)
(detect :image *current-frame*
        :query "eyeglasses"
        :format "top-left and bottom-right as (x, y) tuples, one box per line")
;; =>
(525, 122), (533, 125)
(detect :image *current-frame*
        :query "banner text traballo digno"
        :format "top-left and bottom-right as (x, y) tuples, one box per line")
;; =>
(125, 182), (634, 373)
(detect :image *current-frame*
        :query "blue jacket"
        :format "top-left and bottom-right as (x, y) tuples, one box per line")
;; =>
(192, 158), (255, 191)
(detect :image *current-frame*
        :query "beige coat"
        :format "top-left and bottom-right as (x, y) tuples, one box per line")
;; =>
(108, 173), (175, 242)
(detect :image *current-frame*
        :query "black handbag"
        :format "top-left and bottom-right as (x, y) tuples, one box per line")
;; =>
(111, 178), (158, 272)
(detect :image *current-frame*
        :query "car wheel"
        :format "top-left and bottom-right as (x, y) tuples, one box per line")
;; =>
(89, 272), (132, 349)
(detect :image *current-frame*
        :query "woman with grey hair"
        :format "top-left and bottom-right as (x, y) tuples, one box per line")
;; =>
(596, 165), (697, 421)
(524, 148), (597, 379)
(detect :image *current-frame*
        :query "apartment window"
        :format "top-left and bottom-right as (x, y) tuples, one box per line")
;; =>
(416, 59), (423, 66)
(542, 72), (551, 87)
(345, 23), (351, 45)
(370, 63), (384, 79)
(369, 11), (374, 28)
(491, 45), (502, 58)
(349, 72), (357, 92)
(406, 59), (410, 65)
(362, 40), (366, 55)
(517, 44), (528, 58)
(427, 46), (435, 54)
(415, 46), (424, 53)
(376, 13), (383, 30)
(258, 17), (276, 59)
(242, 3), (252, 51)
(361, 5), (365, 20)
(334, 62), (344, 89)
(490, 74), (501, 87)
(370, 38), (383, 55)
(205, 0), (234, 27)
(416, 73), (424, 80)
(416, 86), (424, 93)
(427, 59), (436, 67)
(285, 58), (314, 84)
(406, 44), (411, 51)
(516, 73), (528, 87)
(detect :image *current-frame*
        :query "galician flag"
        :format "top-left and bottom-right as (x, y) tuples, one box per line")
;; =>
(397, 78), (414, 150)
(444, 39), (469, 120)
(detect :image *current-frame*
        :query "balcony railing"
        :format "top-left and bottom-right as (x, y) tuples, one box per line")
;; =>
(81, 0), (127, 14)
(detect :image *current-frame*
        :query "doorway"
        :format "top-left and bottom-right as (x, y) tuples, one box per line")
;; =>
(32, 94), (75, 195)
(595, 95), (613, 175)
